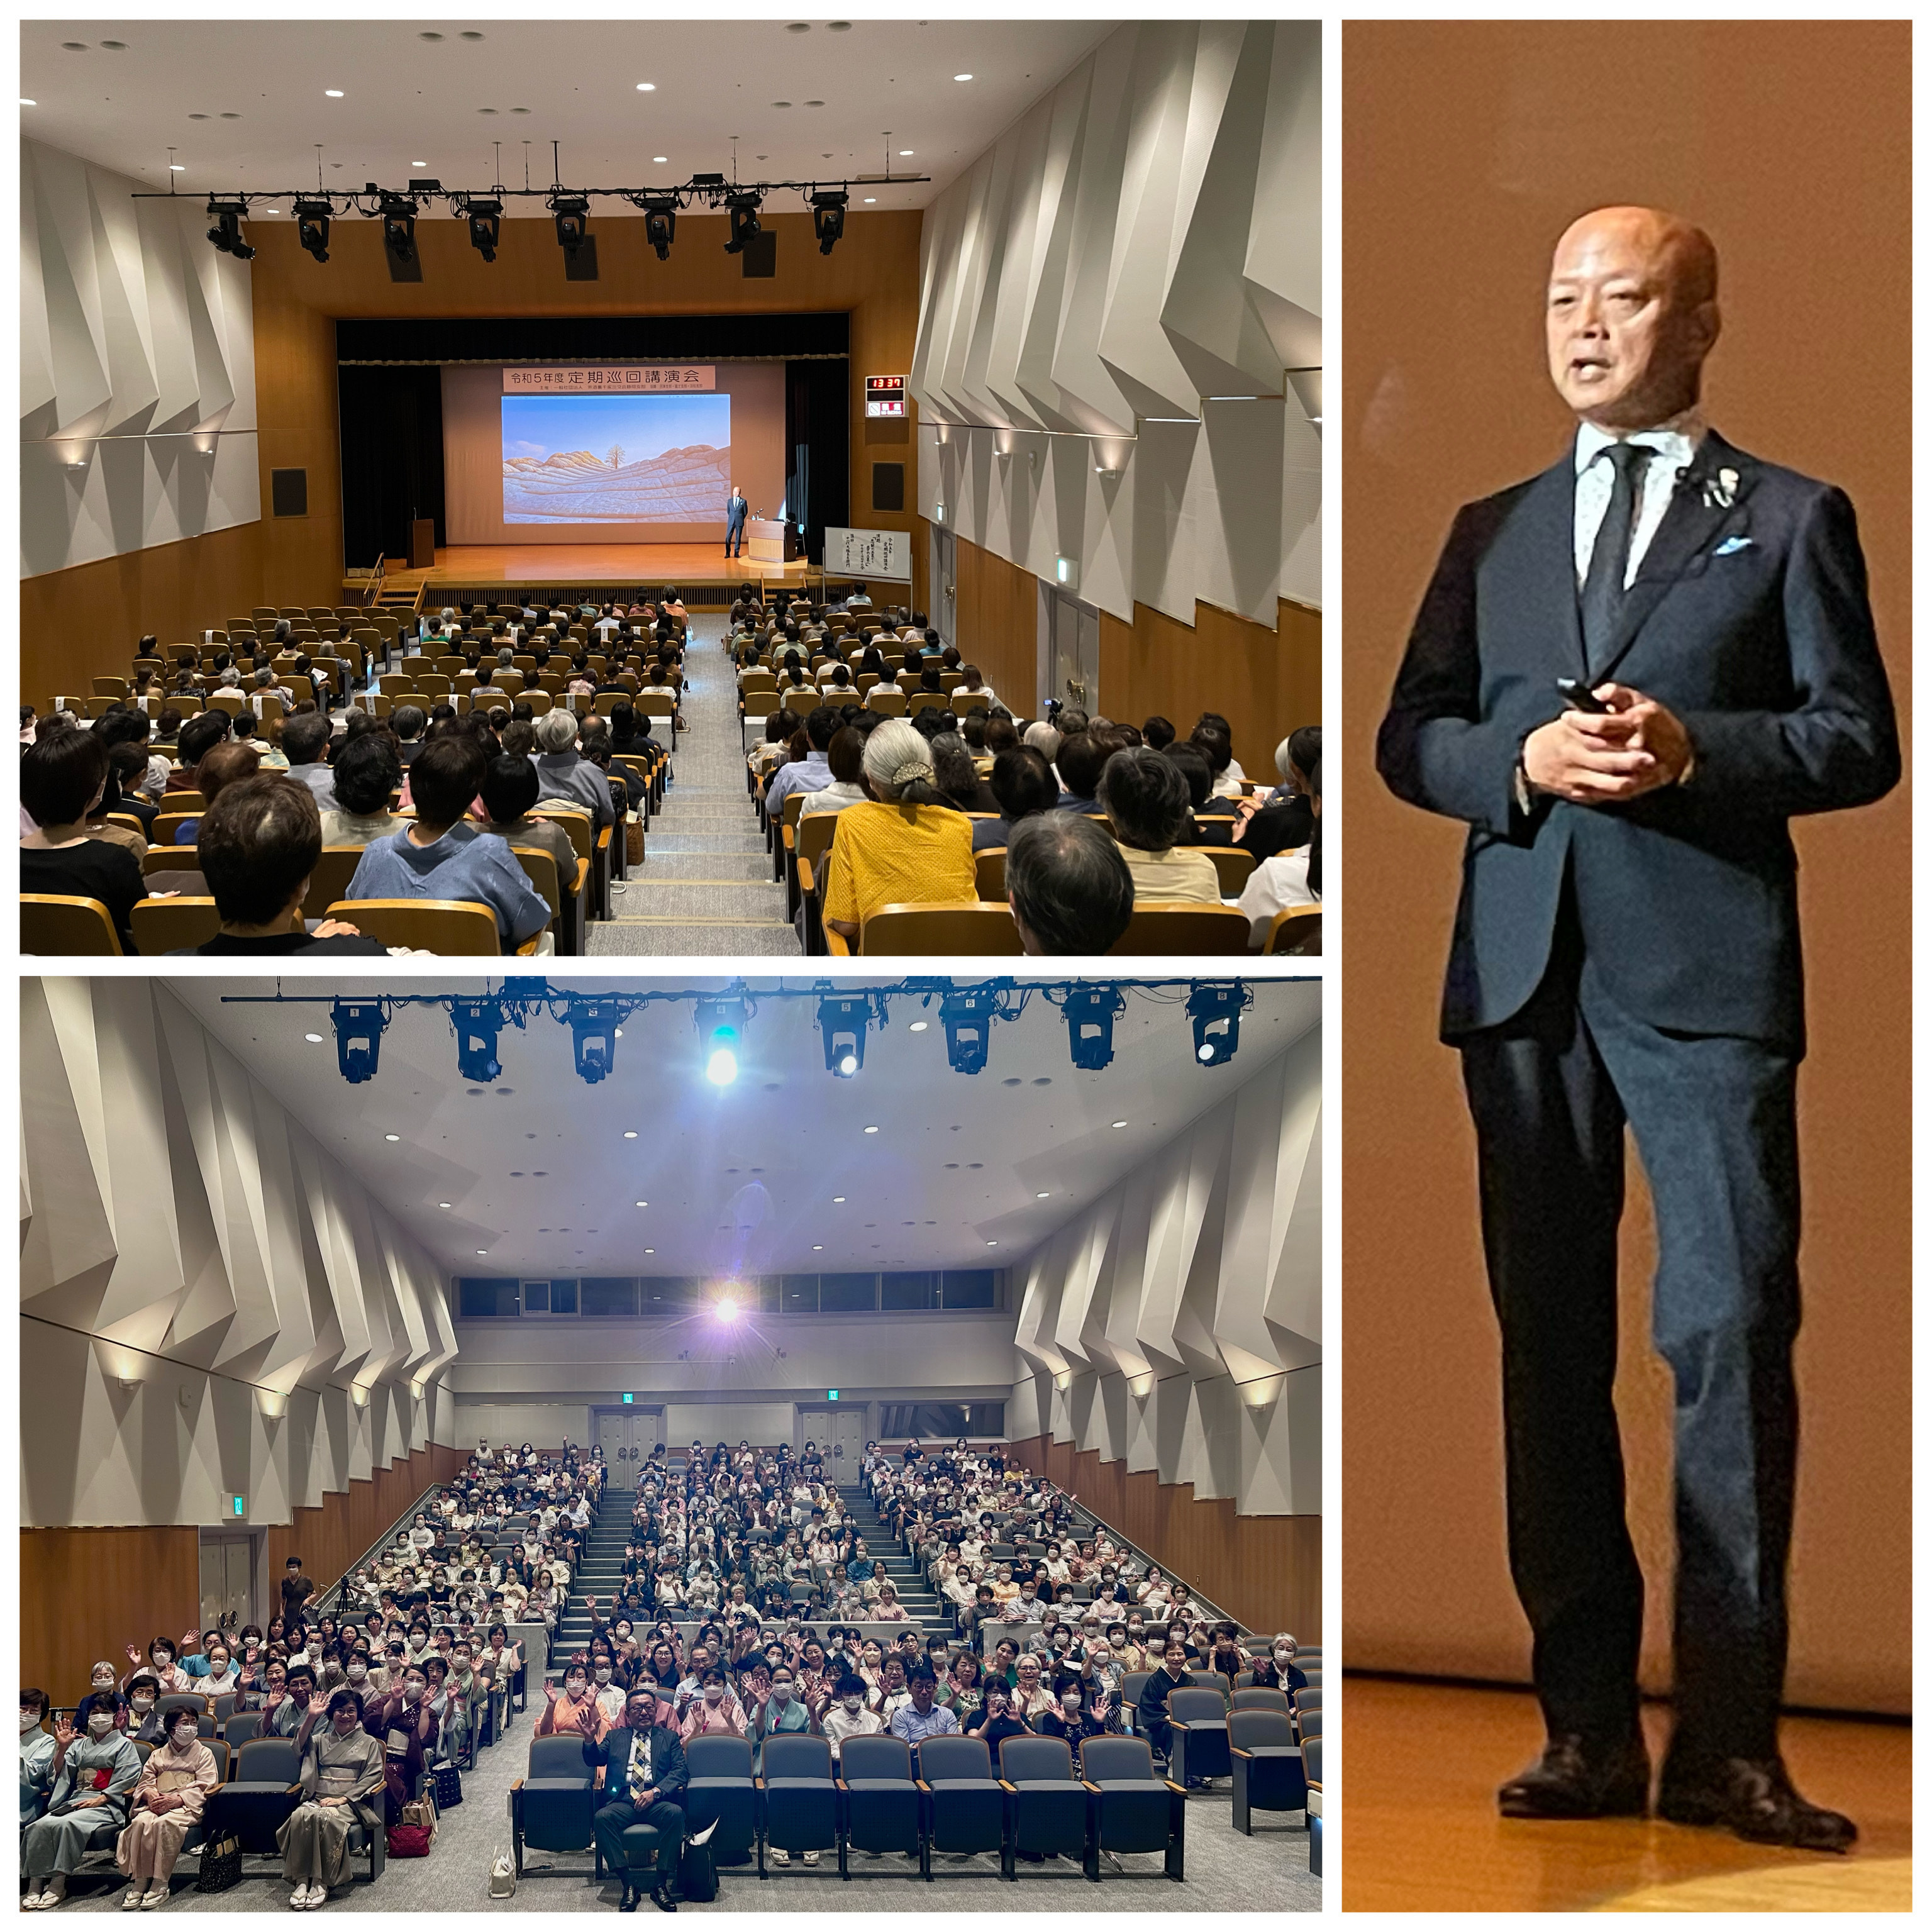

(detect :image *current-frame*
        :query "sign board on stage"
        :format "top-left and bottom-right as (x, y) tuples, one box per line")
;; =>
(503, 365), (714, 392)
(824, 525), (912, 580)
(865, 375), (908, 418)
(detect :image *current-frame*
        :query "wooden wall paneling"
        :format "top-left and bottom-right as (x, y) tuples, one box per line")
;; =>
(20, 1526), (201, 1707)
(954, 533), (1041, 716)
(1004, 1435), (1320, 1642)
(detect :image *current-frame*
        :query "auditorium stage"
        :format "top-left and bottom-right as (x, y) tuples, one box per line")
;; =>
(380, 544), (816, 610)
(1342, 1677), (1911, 1912)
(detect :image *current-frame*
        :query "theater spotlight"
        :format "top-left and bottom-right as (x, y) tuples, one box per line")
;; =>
(714, 1289), (743, 1323)
(379, 195), (417, 262)
(1060, 985), (1126, 1072)
(817, 994), (871, 1079)
(292, 197), (331, 264)
(1185, 982), (1249, 1068)
(695, 997), (748, 1087)
(564, 994), (625, 1084)
(450, 996), (506, 1084)
(940, 987), (1001, 1077)
(642, 197), (677, 261)
(205, 199), (255, 260)
(465, 197), (502, 263)
(724, 193), (762, 255)
(810, 189), (847, 256)
(551, 195), (591, 256)
(330, 998), (387, 1084)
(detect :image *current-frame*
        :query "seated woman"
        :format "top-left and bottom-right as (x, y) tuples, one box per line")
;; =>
(319, 733), (404, 848)
(21, 1702), (142, 1911)
(972, 744), (1057, 854)
(931, 733), (1000, 814)
(955, 663), (998, 713)
(277, 1690), (384, 1910)
(20, 727), (147, 948)
(115, 1703), (220, 1908)
(821, 720), (974, 948)
(1098, 745), (1223, 903)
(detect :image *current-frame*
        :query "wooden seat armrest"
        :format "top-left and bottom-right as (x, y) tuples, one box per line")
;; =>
(834, 1780), (849, 1792)
(826, 927), (852, 956)
(511, 1778), (524, 1790)
(914, 1780), (931, 1792)
(1229, 1747), (1253, 1761)
(798, 858), (816, 892)
(1080, 1781), (1102, 1794)
(753, 1777), (766, 1790)
(286, 1784), (304, 1795)
(997, 1780), (1016, 1793)
(1163, 1780), (1187, 1796)
(784, 826), (796, 850)
(574, 859), (591, 896)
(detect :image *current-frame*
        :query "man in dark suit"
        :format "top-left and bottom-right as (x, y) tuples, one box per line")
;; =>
(724, 485), (748, 558)
(1377, 206), (1897, 1853)
(580, 1685), (687, 1911)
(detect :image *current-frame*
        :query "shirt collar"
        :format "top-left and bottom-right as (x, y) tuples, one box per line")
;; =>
(1574, 406), (1706, 476)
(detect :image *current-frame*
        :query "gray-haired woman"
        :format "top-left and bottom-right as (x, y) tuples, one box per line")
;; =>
(821, 718), (975, 947)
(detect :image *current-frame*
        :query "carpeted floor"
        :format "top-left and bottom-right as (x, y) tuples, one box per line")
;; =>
(54, 1701), (1317, 1914)
(591, 622), (800, 957)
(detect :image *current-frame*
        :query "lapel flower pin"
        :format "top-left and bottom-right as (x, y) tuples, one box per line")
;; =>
(1699, 466), (1740, 510)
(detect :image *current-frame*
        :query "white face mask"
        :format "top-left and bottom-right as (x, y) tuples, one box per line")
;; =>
(772, 1685), (792, 1706)
(841, 1696), (863, 1714)
(567, 1683), (587, 1700)
(347, 1662), (368, 1682)
(92, 1677), (115, 1694)
(173, 1726), (199, 1749)
(21, 1711), (42, 1733)
(87, 1713), (115, 1738)
(704, 1686), (723, 1704)
(130, 1696), (155, 1713)
(594, 1667), (612, 1683)
(1275, 1648), (1293, 1663)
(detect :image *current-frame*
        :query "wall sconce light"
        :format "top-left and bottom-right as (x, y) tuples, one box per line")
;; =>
(1286, 366), (1323, 428)
(257, 1389), (286, 1419)
(1240, 1373), (1287, 1409)
(351, 1384), (369, 1409)
(1130, 1372), (1155, 1399)
(1054, 1370), (1073, 1392)
(409, 1382), (425, 1402)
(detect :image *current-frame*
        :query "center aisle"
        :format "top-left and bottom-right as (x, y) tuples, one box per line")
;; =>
(594, 618), (797, 958)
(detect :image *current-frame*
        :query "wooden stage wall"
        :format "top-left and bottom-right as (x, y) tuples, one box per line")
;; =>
(23, 207), (923, 703)
(20, 1442), (465, 1701)
(1006, 1434), (1320, 1643)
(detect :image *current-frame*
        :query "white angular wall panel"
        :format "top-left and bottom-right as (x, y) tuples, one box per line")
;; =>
(21, 982), (453, 1530)
(21, 137), (258, 577)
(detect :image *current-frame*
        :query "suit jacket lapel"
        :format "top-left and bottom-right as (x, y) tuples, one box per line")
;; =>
(1512, 457), (1590, 677)
(1590, 433), (1758, 684)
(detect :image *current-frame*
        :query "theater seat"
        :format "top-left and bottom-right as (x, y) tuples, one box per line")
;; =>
(325, 898), (537, 955)
(1079, 1736), (1184, 1880)
(1109, 903), (1252, 954)
(131, 896), (221, 955)
(848, 902), (1024, 957)
(998, 1736), (1089, 1878)
(836, 1735), (922, 1877)
(21, 894), (123, 956)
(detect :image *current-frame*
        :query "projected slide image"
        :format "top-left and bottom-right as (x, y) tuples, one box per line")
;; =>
(502, 393), (731, 523)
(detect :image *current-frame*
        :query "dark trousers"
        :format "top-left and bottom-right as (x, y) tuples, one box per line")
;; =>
(592, 1797), (683, 1884)
(726, 517), (745, 557)
(1458, 897), (1800, 1767)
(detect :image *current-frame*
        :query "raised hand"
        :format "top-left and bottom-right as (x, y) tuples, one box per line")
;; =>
(126, 1645), (143, 1666)
(309, 1692), (330, 1718)
(53, 1716), (75, 1750)
(182, 1629), (201, 1651)
(543, 1683), (559, 1705)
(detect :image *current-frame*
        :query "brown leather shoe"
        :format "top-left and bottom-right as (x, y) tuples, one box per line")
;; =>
(1498, 1733), (1651, 1819)
(1657, 1755), (1857, 1852)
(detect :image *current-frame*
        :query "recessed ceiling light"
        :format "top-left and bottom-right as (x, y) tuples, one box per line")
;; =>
(635, 1201), (648, 1208)
(624, 1131), (638, 1139)
(953, 73), (973, 82)
(863, 197), (876, 204)
(461, 31), (486, 40)
(384, 1133), (401, 1142)
(786, 21), (811, 31)
(189, 112), (209, 120)
(169, 164), (185, 172)
(476, 1250), (487, 1256)
(1112, 1120), (1128, 1129)
(653, 155), (668, 164)
(833, 1196), (846, 1203)
(899, 149), (913, 156)
(1036, 1191), (1050, 1198)
(262, 208), (280, 214)
(419, 30), (445, 40)
(304, 1032), (323, 1043)
(411, 161), (426, 168)
(813, 1245), (824, 1251)
(828, 19), (851, 28)
(863, 1125), (879, 1134)
(986, 1240), (999, 1247)
(636, 81), (656, 91)
(100, 41), (127, 50)
(439, 1202), (451, 1209)
(325, 89), (343, 97)
(644, 1248), (655, 1255)
(772, 100), (792, 108)
(909, 1021), (928, 1032)
(19, 98), (35, 106)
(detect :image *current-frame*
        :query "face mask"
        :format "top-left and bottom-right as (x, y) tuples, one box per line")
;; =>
(88, 1713), (115, 1738)
(594, 1667), (612, 1683)
(347, 1662), (368, 1682)
(404, 1681), (425, 1702)
(704, 1686), (724, 1704)
(131, 1696), (155, 1713)
(567, 1683), (587, 1699)
(173, 1726), (199, 1748)
(772, 1685), (792, 1706)
(92, 1677), (114, 1694)
(1275, 1648), (1294, 1662)
(841, 1696), (863, 1714)
(21, 1711), (42, 1733)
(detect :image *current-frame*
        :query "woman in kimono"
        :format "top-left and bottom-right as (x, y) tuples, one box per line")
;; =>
(277, 1690), (384, 1907)
(116, 1704), (220, 1906)
(21, 1701), (142, 1909)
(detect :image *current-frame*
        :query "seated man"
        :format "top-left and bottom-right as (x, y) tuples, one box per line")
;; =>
(319, 732), (406, 847)
(167, 709), (230, 792)
(180, 776), (388, 955)
(1006, 813), (1134, 957)
(171, 737), (261, 842)
(583, 1684), (687, 1913)
(1097, 746), (1223, 903)
(280, 712), (338, 811)
(346, 735), (552, 950)
(531, 709), (615, 831)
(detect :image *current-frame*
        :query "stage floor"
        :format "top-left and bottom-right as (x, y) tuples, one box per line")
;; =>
(389, 545), (813, 594)
(1341, 1677), (1911, 1912)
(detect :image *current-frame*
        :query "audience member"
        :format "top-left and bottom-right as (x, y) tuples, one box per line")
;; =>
(20, 729), (146, 948)
(1098, 747), (1223, 903)
(1006, 814), (1134, 956)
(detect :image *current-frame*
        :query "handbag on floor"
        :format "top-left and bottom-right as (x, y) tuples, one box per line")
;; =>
(432, 1760), (464, 1810)
(626, 816), (645, 865)
(195, 1834), (243, 1892)
(489, 1846), (516, 1899)
(677, 1819), (719, 1903)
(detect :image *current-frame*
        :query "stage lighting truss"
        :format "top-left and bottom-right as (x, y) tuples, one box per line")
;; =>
(292, 198), (331, 264)
(331, 998), (389, 1084)
(723, 192), (763, 255)
(1185, 982), (1251, 1068)
(564, 994), (627, 1085)
(550, 194), (591, 255)
(817, 992), (876, 1079)
(205, 199), (255, 260)
(810, 189), (847, 256)
(695, 996), (751, 1087)
(939, 987), (1003, 1077)
(1057, 985), (1126, 1072)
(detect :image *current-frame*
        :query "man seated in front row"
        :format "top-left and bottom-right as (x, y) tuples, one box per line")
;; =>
(346, 736), (553, 950)
(582, 1684), (687, 1913)
(172, 776), (389, 955)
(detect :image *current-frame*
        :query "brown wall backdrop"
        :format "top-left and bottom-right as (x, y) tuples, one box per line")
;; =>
(1006, 1435), (1321, 1643)
(22, 208), (922, 705)
(1342, 21), (1911, 1713)
(918, 522), (1323, 770)
(21, 1442), (465, 1701)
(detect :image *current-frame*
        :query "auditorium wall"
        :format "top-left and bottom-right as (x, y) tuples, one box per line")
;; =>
(19, 979), (458, 1539)
(25, 205), (922, 694)
(1006, 1017), (1321, 1635)
(912, 20), (1320, 650)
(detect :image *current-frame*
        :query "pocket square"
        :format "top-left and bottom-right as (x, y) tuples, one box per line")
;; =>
(1713, 535), (1755, 557)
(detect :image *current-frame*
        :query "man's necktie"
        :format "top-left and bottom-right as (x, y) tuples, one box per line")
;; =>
(1580, 441), (1655, 673)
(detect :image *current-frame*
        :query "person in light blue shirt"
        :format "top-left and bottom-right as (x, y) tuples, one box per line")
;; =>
(345, 735), (550, 949)
(886, 1670), (959, 1748)
(19, 1690), (56, 1826)
(764, 707), (840, 816)
(531, 710), (614, 832)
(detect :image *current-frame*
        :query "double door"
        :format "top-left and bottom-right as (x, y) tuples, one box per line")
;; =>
(594, 1406), (663, 1472)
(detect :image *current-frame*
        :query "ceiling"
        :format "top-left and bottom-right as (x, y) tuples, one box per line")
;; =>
(169, 974), (1320, 1280)
(20, 18), (1113, 217)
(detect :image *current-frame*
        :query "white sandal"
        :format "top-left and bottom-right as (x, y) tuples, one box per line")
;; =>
(122, 1887), (148, 1910)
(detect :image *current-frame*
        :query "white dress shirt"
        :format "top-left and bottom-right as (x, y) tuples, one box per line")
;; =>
(1572, 409), (1706, 589)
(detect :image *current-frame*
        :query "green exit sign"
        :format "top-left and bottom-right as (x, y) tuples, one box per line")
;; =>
(231, 1494), (245, 1517)
(827, 1390), (839, 1401)
(622, 1392), (634, 1404)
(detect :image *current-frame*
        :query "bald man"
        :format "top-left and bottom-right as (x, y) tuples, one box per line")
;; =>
(1378, 207), (1897, 1851)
